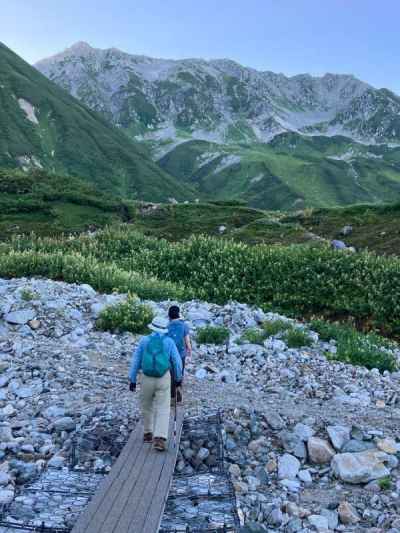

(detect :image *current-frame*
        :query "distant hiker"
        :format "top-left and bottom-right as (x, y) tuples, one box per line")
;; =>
(129, 316), (182, 452)
(167, 305), (191, 404)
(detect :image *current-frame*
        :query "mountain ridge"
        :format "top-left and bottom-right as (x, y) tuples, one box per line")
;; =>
(35, 41), (400, 147)
(0, 41), (195, 202)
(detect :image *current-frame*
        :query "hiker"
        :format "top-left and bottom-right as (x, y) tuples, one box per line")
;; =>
(129, 316), (182, 452)
(167, 305), (191, 403)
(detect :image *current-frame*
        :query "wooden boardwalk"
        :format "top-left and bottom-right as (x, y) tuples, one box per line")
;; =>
(72, 407), (184, 533)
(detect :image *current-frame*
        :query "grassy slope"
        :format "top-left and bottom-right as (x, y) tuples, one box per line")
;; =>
(158, 133), (400, 209)
(0, 169), (134, 238)
(0, 43), (195, 202)
(287, 203), (400, 256)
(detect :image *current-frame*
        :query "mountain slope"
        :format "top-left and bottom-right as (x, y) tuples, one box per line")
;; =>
(158, 133), (400, 209)
(0, 42), (195, 202)
(36, 42), (400, 146)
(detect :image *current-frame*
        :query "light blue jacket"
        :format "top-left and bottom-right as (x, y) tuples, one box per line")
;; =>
(129, 333), (183, 384)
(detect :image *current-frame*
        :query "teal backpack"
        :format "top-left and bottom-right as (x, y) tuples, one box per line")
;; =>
(142, 335), (170, 378)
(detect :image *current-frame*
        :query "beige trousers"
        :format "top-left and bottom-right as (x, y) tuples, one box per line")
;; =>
(140, 372), (171, 440)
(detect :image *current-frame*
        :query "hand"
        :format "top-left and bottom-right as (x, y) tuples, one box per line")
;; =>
(129, 382), (136, 392)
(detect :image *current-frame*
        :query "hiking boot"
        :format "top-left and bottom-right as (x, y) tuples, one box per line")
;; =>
(153, 437), (167, 452)
(143, 432), (153, 443)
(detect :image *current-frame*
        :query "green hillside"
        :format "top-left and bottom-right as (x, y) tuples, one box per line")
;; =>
(158, 133), (400, 209)
(0, 168), (138, 237)
(0, 42), (194, 202)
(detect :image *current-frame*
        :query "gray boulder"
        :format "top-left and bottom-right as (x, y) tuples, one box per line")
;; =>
(4, 309), (35, 325)
(331, 449), (392, 484)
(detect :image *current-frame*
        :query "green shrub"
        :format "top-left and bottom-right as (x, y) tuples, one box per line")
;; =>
(96, 296), (154, 334)
(5, 226), (400, 338)
(0, 250), (187, 301)
(311, 319), (397, 372)
(20, 288), (38, 301)
(378, 477), (392, 491)
(309, 319), (344, 342)
(335, 331), (397, 373)
(239, 328), (267, 345)
(262, 319), (292, 337)
(196, 326), (230, 345)
(283, 327), (314, 348)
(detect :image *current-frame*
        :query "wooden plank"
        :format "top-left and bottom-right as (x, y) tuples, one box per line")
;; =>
(71, 423), (145, 533)
(115, 409), (183, 533)
(72, 407), (184, 533)
(98, 442), (153, 533)
(112, 445), (161, 533)
(137, 407), (184, 533)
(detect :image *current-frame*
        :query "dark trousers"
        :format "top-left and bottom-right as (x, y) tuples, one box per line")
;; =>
(171, 356), (185, 399)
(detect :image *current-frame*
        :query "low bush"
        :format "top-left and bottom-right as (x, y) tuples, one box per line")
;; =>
(309, 319), (342, 342)
(0, 250), (187, 301)
(262, 319), (292, 337)
(196, 326), (230, 345)
(378, 477), (392, 491)
(335, 332), (397, 373)
(96, 296), (154, 334)
(239, 328), (267, 345)
(310, 319), (397, 372)
(20, 288), (38, 301)
(283, 327), (314, 348)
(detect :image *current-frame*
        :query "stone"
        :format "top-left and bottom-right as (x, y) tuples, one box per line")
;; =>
(229, 464), (241, 478)
(308, 514), (329, 531)
(278, 453), (300, 480)
(196, 447), (210, 461)
(48, 455), (66, 469)
(0, 489), (14, 505)
(195, 368), (207, 380)
(266, 459), (277, 473)
(53, 417), (76, 432)
(280, 479), (301, 492)
(4, 309), (35, 325)
(268, 508), (283, 527)
(331, 239), (347, 250)
(28, 319), (41, 330)
(0, 472), (11, 486)
(327, 425), (351, 451)
(343, 439), (375, 453)
(341, 225), (353, 236)
(338, 501), (360, 524)
(1, 404), (16, 417)
(307, 437), (336, 464)
(293, 423), (314, 442)
(331, 450), (392, 484)
(0, 424), (13, 441)
(265, 412), (285, 430)
(286, 518), (303, 532)
(376, 438), (398, 455)
(321, 509), (339, 530)
(298, 469), (312, 485)
(280, 430), (307, 459)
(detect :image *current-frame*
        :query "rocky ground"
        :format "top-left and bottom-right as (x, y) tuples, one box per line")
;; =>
(0, 277), (400, 531)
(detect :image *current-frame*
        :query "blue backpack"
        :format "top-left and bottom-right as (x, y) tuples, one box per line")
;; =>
(142, 335), (170, 378)
(168, 321), (186, 356)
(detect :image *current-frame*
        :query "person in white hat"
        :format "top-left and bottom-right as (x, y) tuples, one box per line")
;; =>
(129, 316), (182, 451)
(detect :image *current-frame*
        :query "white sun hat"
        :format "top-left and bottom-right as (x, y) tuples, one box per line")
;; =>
(148, 316), (169, 334)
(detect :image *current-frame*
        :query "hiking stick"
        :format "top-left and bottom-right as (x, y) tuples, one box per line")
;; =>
(173, 384), (177, 448)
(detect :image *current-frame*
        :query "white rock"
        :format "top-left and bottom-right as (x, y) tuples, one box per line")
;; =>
(331, 450), (392, 484)
(278, 454), (300, 480)
(327, 425), (351, 451)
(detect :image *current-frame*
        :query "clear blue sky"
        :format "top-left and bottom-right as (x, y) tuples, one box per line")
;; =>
(2, 0), (399, 93)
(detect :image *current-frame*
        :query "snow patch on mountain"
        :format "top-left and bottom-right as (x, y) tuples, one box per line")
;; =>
(18, 98), (39, 125)
(213, 154), (241, 174)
